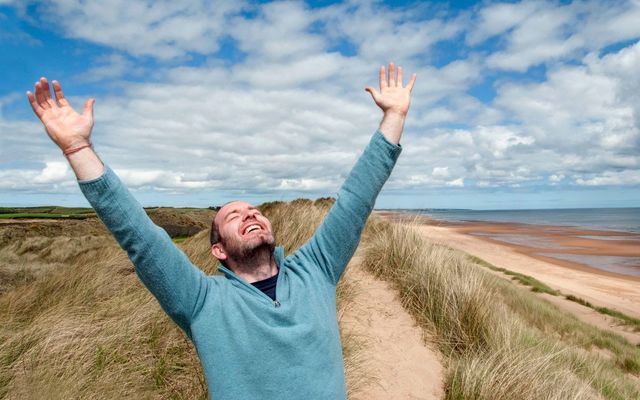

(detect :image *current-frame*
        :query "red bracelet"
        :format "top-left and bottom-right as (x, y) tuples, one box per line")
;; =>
(63, 143), (92, 156)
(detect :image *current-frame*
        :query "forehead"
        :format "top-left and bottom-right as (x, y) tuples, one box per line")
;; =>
(215, 201), (255, 224)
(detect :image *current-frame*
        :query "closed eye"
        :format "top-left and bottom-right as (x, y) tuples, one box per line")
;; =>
(226, 212), (239, 221)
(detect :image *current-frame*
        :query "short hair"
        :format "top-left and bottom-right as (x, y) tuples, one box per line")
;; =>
(210, 200), (236, 246)
(210, 218), (221, 246)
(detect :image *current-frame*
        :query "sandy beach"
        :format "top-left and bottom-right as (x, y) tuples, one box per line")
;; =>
(376, 211), (640, 323)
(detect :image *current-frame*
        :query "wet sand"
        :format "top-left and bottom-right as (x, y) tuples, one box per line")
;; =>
(376, 211), (640, 320)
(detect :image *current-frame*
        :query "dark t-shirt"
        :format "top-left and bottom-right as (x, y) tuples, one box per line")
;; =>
(251, 270), (278, 300)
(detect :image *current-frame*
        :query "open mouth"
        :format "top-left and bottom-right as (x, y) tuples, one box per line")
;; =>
(241, 223), (264, 236)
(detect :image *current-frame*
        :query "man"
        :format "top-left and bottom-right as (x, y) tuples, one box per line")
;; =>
(27, 63), (416, 399)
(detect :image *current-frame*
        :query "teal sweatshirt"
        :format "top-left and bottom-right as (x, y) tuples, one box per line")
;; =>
(78, 130), (401, 399)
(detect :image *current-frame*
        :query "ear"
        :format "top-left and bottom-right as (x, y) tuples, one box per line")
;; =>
(211, 243), (227, 261)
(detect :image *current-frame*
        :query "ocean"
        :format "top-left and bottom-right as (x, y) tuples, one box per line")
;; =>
(389, 207), (640, 277)
(395, 207), (640, 234)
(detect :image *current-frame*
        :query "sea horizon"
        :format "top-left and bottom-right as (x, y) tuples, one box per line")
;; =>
(382, 207), (640, 234)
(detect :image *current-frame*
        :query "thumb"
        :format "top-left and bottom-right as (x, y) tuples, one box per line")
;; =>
(365, 86), (380, 103)
(83, 98), (95, 119)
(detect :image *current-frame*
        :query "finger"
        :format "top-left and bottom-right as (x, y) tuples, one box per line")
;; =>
(26, 91), (44, 117)
(83, 98), (95, 119)
(407, 73), (417, 92)
(379, 65), (387, 89)
(388, 63), (395, 87)
(39, 77), (55, 107)
(34, 81), (50, 109)
(52, 80), (69, 107)
(365, 86), (380, 103)
(397, 66), (403, 87)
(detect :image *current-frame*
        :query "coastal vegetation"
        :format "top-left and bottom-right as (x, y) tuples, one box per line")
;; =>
(1, 202), (638, 398)
(563, 295), (640, 332)
(361, 218), (640, 399)
(0, 201), (366, 399)
(469, 254), (640, 333)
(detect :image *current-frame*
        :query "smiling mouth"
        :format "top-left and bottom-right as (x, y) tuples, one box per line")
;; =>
(242, 223), (264, 236)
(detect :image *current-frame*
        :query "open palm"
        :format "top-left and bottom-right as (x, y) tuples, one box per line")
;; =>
(366, 63), (416, 116)
(27, 77), (94, 150)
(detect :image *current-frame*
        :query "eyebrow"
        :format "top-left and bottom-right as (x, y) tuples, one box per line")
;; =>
(224, 206), (257, 221)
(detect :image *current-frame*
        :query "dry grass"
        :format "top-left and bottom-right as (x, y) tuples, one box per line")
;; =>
(361, 218), (640, 400)
(0, 199), (368, 399)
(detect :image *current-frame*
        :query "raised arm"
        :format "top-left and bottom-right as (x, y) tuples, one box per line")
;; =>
(297, 63), (416, 284)
(26, 79), (208, 337)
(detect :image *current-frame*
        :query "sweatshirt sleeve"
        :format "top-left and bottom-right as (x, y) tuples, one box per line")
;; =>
(296, 130), (402, 285)
(78, 166), (208, 338)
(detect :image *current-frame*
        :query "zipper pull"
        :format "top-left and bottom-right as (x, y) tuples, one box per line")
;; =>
(274, 300), (281, 308)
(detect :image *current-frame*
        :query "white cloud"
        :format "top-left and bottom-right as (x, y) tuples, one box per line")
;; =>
(229, 1), (326, 62)
(2, 0), (640, 203)
(32, 162), (69, 184)
(575, 170), (640, 186)
(466, 1), (542, 45)
(469, 0), (640, 72)
(32, 0), (247, 59)
(446, 178), (464, 187)
(0, 162), (75, 191)
(319, 0), (463, 63)
(78, 54), (140, 82)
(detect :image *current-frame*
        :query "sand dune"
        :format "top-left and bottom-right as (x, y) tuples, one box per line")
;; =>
(341, 252), (444, 399)
(398, 219), (640, 347)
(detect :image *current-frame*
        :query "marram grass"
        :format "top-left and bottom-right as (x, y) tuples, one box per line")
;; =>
(360, 217), (640, 400)
(0, 199), (367, 399)
(3, 203), (639, 399)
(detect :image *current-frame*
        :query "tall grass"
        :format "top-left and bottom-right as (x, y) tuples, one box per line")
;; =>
(361, 218), (640, 400)
(0, 199), (367, 399)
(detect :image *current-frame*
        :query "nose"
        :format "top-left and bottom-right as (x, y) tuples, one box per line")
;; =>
(242, 209), (259, 221)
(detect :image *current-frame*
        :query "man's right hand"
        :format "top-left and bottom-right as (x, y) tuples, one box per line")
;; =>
(27, 77), (95, 152)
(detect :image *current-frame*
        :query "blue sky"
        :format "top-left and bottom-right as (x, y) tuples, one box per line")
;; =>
(1, 0), (639, 209)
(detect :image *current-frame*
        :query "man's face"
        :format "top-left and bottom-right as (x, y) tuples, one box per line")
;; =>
(211, 201), (275, 263)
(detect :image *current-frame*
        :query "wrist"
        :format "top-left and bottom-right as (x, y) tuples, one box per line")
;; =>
(59, 137), (91, 152)
(379, 112), (406, 145)
(63, 142), (93, 156)
(383, 110), (407, 119)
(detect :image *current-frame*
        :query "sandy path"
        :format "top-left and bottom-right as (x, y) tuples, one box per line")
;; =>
(415, 224), (640, 344)
(341, 254), (444, 400)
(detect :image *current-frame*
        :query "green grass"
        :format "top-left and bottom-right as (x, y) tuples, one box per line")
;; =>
(0, 206), (93, 214)
(564, 295), (640, 332)
(0, 213), (91, 219)
(468, 255), (560, 295)
(171, 236), (190, 244)
(0, 206), (95, 219)
(471, 254), (640, 334)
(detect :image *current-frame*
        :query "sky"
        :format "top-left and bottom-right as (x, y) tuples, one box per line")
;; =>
(0, 0), (639, 210)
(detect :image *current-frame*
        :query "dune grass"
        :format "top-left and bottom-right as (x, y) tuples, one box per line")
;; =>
(562, 294), (640, 333)
(0, 199), (367, 399)
(468, 255), (560, 295)
(469, 253), (640, 334)
(3, 201), (638, 399)
(360, 218), (640, 400)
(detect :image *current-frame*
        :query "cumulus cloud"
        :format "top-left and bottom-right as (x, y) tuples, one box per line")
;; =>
(1, 0), (639, 205)
(318, 0), (463, 62)
(492, 41), (640, 181)
(469, 0), (640, 72)
(28, 0), (247, 60)
(78, 54), (141, 82)
(0, 161), (74, 191)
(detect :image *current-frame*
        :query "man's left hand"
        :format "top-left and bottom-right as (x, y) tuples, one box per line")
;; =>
(365, 63), (416, 117)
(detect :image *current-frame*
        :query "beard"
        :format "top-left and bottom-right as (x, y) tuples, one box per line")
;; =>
(221, 231), (276, 269)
